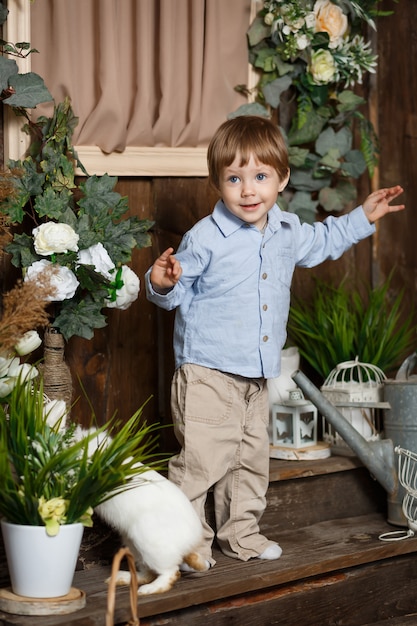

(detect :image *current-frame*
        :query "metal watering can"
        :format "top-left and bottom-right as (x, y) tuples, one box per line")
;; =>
(292, 355), (417, 529)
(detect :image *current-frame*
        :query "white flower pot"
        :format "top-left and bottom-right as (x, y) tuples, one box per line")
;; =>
(1, 521), (83, 598)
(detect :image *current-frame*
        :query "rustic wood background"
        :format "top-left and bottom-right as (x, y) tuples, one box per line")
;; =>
(0, 0), (415, 457)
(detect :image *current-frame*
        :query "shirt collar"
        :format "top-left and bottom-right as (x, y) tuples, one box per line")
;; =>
(211, 200), (289, 237)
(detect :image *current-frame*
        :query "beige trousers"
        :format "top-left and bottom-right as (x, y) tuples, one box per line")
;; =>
(169, 364), (275, 564)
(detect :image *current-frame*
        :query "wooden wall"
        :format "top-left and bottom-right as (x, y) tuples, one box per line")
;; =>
(1, 0), (416, 456)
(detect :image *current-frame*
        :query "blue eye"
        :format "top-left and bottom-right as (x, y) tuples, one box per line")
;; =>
(256, 173), (267, 181)
(229, 175), (240, 183)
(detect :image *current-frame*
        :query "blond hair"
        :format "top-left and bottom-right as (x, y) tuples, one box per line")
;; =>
(207, 116), (289, 190)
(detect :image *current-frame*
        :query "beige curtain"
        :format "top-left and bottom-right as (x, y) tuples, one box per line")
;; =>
(30, 0), (251, 153)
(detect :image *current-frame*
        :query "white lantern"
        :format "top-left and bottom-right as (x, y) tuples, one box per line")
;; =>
(270, 389), (318, 449)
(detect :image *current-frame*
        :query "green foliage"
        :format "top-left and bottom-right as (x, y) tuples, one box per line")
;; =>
(0, 0), (52, 110)
(233, 0), (396, 220)
(0, 374), (166, 528)
(0, 99), (153, 341)
(287, 275), (415, 380)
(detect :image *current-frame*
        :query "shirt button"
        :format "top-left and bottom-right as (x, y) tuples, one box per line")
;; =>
(263, 304), (268, 311)
(263, 335), (269, 342)
(262, 272), (267, 280)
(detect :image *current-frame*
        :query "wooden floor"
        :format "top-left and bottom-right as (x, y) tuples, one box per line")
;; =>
(1, 457), (417, 625)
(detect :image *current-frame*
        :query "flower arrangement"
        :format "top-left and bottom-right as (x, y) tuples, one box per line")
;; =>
(0, 98), (153, 341)
(235, 0), (396, 221)
(0, 372), (164, 536)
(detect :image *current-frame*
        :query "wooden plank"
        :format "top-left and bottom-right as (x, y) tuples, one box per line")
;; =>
(1, 513), (417, 625)
(138, 554), (417, 625)
(268, 455), (362, 482)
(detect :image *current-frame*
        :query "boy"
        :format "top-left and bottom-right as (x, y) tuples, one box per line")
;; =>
(145, 115), (405, 569)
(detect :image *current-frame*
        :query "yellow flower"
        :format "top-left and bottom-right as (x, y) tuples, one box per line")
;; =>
(79, 506), (94, 528)
(38, 496), (69, 536)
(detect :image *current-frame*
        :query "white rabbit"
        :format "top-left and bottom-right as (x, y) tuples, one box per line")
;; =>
(73, 426), (209, 595)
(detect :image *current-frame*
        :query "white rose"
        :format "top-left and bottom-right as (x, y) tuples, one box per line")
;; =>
(313, 0), (348, 48)
(264, 12), (275, 26)
(77, 242), (115, 279)
(309, 48), (336, 84)
(33, 222), (79, 256)
(106, 266), (140, 310)
(15, 330), (42, 356)
(25, 260), (79, 301)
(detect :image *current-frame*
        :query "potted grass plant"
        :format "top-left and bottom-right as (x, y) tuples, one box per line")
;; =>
(287, 274), (415, 381)
(0, 372), (164, 599)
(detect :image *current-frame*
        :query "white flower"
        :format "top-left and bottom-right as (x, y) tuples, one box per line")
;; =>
(15, 330), (42, 356)
(44, 399), (67, 429)
(1, 358), (39, 396)
(264, 12), (275, 26)
(305, 12), (316, 29)
(5, 357), (23, 377)
(296, 34), (310, 50)
(106, 266), (140, 310)
(8, 361), (39, 382)
(33, 222), (79, 256)
(0, 356), (14, 378)
(77, 242), (115, 279)
(309, 48), (337, 84)
(25, 260), (79, 301)
(0, 377), (15, 398)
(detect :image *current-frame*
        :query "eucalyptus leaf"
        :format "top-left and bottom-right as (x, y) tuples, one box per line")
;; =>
(290, 168), (331, 192)
(288, 191), (319, 225)
(316, 126), (352, 157)
(341, 149), (367, 178)
(288, 109), (327, 146)
(254, 48), (279, 73)
(318, 186), (346, 212)
(263, 75), (292, 108)
(317, 147), (342, 172)
(337, 90), (366, 113)
(247, 15), (271, 47)
(228, 102), (270, 119)
(288, 146), (310, 168)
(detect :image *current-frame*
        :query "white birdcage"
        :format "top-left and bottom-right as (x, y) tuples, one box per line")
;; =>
(321, 358), (387, 451)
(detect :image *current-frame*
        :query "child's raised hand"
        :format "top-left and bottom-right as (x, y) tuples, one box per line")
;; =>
(363, 185), (405, 223)
(150, 247), (182, 292)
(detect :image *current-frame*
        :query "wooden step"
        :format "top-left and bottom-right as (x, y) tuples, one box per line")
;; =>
(0, 456), (410, 625)
(0, 512), (416, 625)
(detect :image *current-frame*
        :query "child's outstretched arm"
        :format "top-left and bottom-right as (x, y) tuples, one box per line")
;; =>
(363, 185), (405, 223)
(150, 247), (182, 292)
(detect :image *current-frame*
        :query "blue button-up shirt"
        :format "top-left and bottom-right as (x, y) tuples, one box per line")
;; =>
(145, 200), (375, 379)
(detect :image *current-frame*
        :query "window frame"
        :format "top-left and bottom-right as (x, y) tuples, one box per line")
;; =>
(4, 0), (261, 176)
